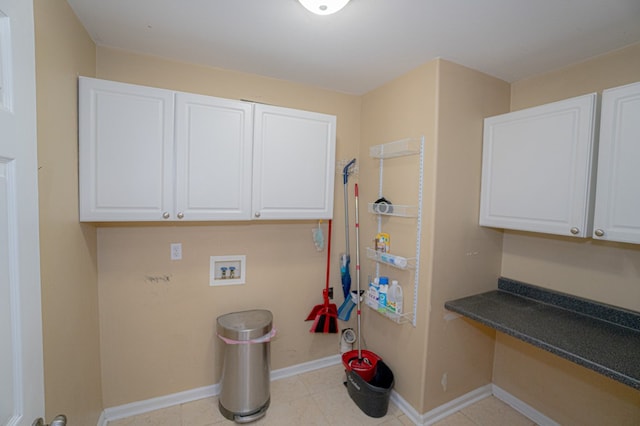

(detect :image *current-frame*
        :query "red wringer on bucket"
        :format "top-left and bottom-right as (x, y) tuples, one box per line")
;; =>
(342, 183), (380, 382)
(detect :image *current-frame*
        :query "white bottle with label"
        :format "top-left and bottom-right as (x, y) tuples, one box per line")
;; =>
(387, 280), (403, 320)
(367, 277), (379, 308)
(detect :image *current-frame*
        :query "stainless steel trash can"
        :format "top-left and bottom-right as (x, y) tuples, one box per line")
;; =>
(217, 309), (273, 423)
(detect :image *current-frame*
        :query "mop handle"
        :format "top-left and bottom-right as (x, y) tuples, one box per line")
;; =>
(354, 183), (362, 359)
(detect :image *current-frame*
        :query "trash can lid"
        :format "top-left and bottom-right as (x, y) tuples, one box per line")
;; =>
(217, 309), (273, 341)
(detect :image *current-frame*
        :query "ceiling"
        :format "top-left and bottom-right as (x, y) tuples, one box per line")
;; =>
(65, 0), (640, 95)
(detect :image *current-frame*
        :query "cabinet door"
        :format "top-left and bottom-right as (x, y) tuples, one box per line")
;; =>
(252, 104), (336, 220)
(479, 93), (598, 237)
(79, 77), (175, 221)
(175, 93), (253, 220)
(592, 82), (640, 244)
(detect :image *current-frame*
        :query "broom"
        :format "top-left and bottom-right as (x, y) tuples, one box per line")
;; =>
(307, 219), (338, 333)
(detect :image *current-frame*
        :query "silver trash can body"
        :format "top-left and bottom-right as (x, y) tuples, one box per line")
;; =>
(217, 309), (273, 423)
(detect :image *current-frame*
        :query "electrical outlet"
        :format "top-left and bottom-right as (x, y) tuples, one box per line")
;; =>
(170, 243), (182, 260)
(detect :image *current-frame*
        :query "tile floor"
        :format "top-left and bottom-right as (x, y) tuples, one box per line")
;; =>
(108, 363), (537, 426)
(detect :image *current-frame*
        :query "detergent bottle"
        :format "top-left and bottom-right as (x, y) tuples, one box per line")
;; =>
(367, 277), (379, 309)
(387, 280), (403, 320)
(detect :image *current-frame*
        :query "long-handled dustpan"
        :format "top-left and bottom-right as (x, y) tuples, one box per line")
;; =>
(307, 220), (338, 333)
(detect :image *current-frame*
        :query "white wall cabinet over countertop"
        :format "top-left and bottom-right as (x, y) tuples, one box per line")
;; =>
(480, 81), (640, 245)
(78, 77), (336, 222)
(592, 81), (640, 244)
(479, 93), (598, 238)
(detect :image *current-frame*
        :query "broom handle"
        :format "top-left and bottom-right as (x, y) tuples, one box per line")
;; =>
(343, 181), (350, 255)
(343, 159), (355, 255)
(326, 219), (332, 292)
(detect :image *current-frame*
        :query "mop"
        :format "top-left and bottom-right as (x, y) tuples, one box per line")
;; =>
(341, 184), (379, 381)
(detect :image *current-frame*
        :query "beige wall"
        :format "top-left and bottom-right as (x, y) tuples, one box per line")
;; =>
(494, 333), (640, 425)
(425, 60), (508, 410)
(94, 47), (362, 407)
(33, 0), (102, 424)
(511, 43), (640, 111)
(494, 42), (640, 424)
(95, 48), (358, 127)
(358, 59), (508, 412)
(359, 60), (439, 411)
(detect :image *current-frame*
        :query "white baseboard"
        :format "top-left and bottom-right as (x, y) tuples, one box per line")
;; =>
(390, 384), (556, 426)
(270, 354), (341, 381)
(98, 358), (554, 426)
(492, 384), (560, 426)
(96, 411), (107, 426)
(101, 383), (219, 423)
(390, 384), (493, 425)
(99, 354), (341, 425)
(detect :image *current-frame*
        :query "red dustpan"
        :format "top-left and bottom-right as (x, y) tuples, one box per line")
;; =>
(307, 219), (338, 333)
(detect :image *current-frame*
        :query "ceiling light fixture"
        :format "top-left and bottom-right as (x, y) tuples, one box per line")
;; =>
(298, 0), (350, 15)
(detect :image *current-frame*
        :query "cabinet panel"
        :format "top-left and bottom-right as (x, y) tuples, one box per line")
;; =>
(479, 93), (598, 237)
(252, 104), (336, 219)
(79, 77), (174, 221)
(175, 93), (253, 220)
(593, 82), (640, 244)
(79, 78), (336, 222)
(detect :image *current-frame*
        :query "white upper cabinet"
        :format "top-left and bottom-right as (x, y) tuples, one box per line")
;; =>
(479, 93), (598, 237)
(79, 77), (175, 221)
(79, 77), (336, 222)
(592, 82), (640, 244)
(175, 92), (253, 220)
(252, 104), (336, 220)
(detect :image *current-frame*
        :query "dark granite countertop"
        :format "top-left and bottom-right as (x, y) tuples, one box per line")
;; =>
(444, 277), (640, 390)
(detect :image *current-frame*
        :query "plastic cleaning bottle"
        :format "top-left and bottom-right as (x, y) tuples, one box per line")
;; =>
(367, 277), (379, 309)
(380, 253), (408, 268)
(387, 280), (403, 320)
(378, 276), (389, 313)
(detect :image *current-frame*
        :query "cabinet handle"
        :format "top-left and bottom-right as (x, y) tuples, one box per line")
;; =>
(594, 229), (605, 237)
(177, 212), (184, 219)
(162, 212), (170, 219)
(254, 211), (261, 218)
(570, 227), (580, 235)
